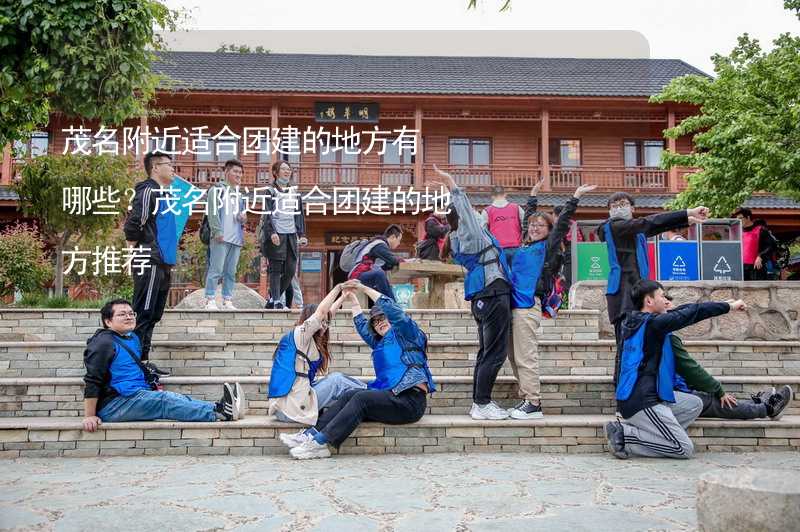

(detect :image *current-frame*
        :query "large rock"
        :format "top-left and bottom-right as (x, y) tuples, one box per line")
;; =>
(174, 283), (266, 309)
(697, 468), (800, 532)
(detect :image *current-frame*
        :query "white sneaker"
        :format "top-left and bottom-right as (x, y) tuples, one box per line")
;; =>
(233, 382), (246, 419)
(222, 300), (237, 310)
(204, 299), (219, 310)
(470, 401), (510, 420)
(290, 438), (331, 460)
(279, 430), (313, 449)
(508, 400), (544, 420)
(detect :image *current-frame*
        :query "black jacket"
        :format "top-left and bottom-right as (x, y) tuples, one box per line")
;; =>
(616, 302), (729, 418)
(417, 216), (450, 260)
(123, 178), (165, 264)
(83, 329), (129, 410)
(366, 238), (401, 270)
(597, 210), (688, 324)
(259, 184), (306, 261)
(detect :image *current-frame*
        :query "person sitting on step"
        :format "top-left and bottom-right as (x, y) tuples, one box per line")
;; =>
(270, 284), (367, 446)
(82, 299), (244, 432)
(663, 295), (793, 421)
(505, 179), (597, 420)
(286, 279), (436, 460)
(605, 280), (747, 459)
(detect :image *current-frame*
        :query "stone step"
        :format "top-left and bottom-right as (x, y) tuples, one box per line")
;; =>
(0, 308), (600, 342)
(1, 415), (798, 459)
(2, 339), (798, 378)
(2, 375), (798, 418)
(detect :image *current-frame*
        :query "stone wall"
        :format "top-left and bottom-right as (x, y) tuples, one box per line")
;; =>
(569, 281), (800, 341)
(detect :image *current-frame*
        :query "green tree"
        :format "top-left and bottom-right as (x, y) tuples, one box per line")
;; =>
(12, 154), (138, 297)
(216, 43), (269, 54)
(652, 0), (800, 216)
(0, 0), (178, 149)
(0, 223), (51, 299)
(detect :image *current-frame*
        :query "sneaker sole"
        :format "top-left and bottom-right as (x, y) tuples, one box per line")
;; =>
(509, 410), (544, 420)
(291, 449), (331, 460)
(234, 382), (246, 418)
(470, 411), (510, 420)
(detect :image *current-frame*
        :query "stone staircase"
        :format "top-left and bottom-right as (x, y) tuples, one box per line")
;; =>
(1, 308), (798, 458)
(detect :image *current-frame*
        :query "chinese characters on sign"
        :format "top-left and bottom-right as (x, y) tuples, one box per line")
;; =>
(313, 102), (380, 123)
(60, 124), (415, 157)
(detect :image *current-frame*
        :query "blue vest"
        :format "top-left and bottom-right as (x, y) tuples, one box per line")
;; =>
(510, 240), (547, 309)
(451, 231), (511, 301)
(616, 316), (687, 403)
(156, 189), (178, 265)
(604, 223), (649, 295)
(268, 331), (319, 399)
(369, 329), (434, 391)
(109, 333), (150, 397)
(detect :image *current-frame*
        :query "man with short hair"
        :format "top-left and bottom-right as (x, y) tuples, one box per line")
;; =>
(598, 192), (709, 380)
(348, 224), (404, 301)
(605, 280), (746, 459)
(82, 299), (244, 432)
(733, 207), (778, 281)
(481, 185), (525, 265)
(204, 159), (247, 310)
(124, 152), (179, 373)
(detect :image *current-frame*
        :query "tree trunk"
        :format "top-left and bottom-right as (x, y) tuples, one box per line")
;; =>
(53, 230), (72, 298)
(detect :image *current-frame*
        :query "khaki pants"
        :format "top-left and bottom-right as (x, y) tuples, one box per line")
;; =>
(508, 307), (542, 402)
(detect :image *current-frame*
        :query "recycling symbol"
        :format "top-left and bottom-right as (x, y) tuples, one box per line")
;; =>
(713, 256), (731, 274)
(672, 256), (686, 268)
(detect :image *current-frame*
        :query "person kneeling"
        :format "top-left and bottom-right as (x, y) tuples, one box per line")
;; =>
(605, 281), (747, 459)
(82, 299), (244, 432)
(287, 280), (436, 460)
(269, 284), (367, 446)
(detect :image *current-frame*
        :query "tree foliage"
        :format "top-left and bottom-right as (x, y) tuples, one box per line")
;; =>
(652, 0), (800, 216)
(0, 223), (51, 298)
(12, 154), (139, 296)
(0, 0), (178, 149)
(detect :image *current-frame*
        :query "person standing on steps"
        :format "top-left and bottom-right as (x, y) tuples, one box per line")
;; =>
(506, 179), (597, 420)
(434, 165), (513, 421)
(259, 161), (307, 309)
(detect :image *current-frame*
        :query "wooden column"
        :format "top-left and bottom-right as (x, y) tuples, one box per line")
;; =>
(666, 109), (678, 192)
(540, 108), (551, 191)
(261, 104), (281, 299)
(414, 106), (423, 188)
(1, 145), (11, 185)
(270, 104), (279, 166)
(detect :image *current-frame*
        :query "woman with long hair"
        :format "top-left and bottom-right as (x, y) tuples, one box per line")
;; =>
(268, 283), (366, 445)
(259, 160), (307, 309)
(285, 279), (436, 460)
(505, 181), (596, 419)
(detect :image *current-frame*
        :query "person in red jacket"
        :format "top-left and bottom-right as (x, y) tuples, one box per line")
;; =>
(481, 185), (525, 265)
(733, 207), (777, 281)
(416, 212), (450, 261)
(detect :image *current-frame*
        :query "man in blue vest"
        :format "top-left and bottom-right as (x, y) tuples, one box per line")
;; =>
(597, 192), (709, 381)
(605, 280), (747, 459)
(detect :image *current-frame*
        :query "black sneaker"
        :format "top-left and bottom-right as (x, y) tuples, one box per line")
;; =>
(264, 300), (275, 309)
(274, 302), (285, 310)
(605, 420), (629, 459)
(143, 361), (170, 377)
(219, 382), (241, 421)
(508, 400), (544, 419)
(751, 387), (775, 404)
(767, 385), (793, 420)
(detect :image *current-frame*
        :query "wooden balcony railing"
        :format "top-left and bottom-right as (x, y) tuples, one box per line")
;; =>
(550, 166), (669, 192)
(421, 164), (542, 190)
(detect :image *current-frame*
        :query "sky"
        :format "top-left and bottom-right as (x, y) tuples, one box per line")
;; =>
(163, 0), (799, 74)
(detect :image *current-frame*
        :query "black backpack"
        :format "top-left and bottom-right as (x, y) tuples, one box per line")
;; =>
(199, 215), (210, 245)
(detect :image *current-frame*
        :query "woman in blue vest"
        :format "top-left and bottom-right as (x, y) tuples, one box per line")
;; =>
(506, 181), (597, 419)
(287, 279), (436, 460)
(269, 283), (367, 447)
(433, 165), (515, 420)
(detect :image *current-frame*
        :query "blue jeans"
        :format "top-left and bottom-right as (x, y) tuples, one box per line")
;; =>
(97, 389), (217, 422)
(274, 372), (367, 423)
(357, 268), (396, 301)
(205, 240), (242, 299)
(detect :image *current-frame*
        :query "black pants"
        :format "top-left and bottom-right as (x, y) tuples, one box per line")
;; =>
(471, 292), (511, 405)
(267, 235), (298, 303)
(356, 269), (396, 301)
(132, 261), (171, 361)
(315, 387), (427, 448)
(693, 390), (768, 419)
(744, 264), (767, 281)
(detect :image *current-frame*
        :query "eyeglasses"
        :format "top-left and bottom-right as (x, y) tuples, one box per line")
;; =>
(370, 316), (388, 326)
(114, 311), (137, 319)
(610, 201), (631, 209)
(530, 223), (549, 229)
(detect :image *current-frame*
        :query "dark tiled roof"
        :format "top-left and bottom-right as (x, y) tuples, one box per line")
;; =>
(472, 193), (800, 210)
(0, 187), (19, 201)
(153, 52), (709, 97)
